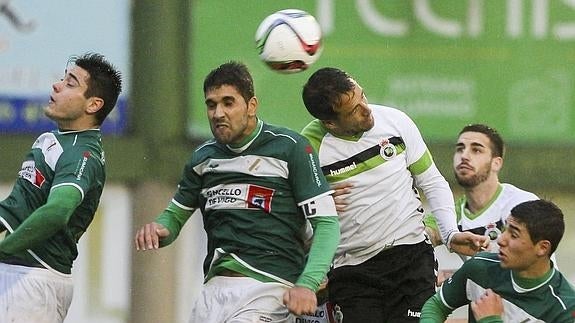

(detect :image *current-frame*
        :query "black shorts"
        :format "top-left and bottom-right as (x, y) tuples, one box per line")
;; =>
(327, 240), (436, 323)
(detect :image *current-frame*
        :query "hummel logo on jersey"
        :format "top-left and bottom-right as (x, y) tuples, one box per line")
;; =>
(407, 309), (421, 318)
(329, 162), (357, 176)
(258, 315), (272, 322)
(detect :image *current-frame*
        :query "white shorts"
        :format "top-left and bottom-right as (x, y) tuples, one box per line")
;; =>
(0, 263), (73, 323)
(189, 276), (293, 323)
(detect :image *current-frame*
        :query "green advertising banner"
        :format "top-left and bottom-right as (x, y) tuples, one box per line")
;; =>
(189, 0), (575, 143)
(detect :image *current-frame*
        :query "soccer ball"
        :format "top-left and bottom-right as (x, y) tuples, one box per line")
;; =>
(255, 9), (323, 73)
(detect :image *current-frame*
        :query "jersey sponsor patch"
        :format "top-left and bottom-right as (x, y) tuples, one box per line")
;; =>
(74, 151), (91, 181)
(296, 302), (338, 323)
(203, 183), (275, 213)
(247, 185), (273, 213)
(18, 160), (46, 188)
(305, 145), (323, 187)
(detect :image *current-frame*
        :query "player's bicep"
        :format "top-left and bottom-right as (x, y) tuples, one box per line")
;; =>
(299, 191), (336, 218)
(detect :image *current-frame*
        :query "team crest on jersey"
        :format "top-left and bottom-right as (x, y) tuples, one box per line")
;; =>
(379, 139), (397, 160)
(247, 185), (274, 213)
(484, 223), (501, 241)
(18, 160), (46, 188)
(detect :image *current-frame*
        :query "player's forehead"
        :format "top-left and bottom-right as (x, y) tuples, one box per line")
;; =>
(337, 79), (362, 109)
(506, 216), (528, 236)
(65, 64), (90, 86)
(205, 84), (243, 101)
(456, 131), (491, 148)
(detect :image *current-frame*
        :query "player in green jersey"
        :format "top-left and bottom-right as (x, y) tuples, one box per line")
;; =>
(134, 61), (340, 323)
(421, 199), (575, 322)
(0, 53), (122, 323)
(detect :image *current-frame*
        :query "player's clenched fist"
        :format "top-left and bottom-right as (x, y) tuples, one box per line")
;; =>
(283, 286), (317, 316)
(134, 222), (170, 251)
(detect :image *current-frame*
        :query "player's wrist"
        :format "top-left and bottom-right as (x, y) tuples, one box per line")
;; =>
(294, 279), (319, 293)
(446, 230), (459, 253)
(476, 315), (503, 323)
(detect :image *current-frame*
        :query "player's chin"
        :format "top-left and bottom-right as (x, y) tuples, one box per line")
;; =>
(212, 128), (232, 143)
(363, 116), (375, 130)
(498, 253), (509, 267)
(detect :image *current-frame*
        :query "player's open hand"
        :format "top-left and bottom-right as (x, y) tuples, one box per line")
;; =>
(283, 286), (317, 316)
(449, 231), (490, 256)
(134, 222), (170, 251)
(331, 182), (353, 213)
(471, 289), (503, 319)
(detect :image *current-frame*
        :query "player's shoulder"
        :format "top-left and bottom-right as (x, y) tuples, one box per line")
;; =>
(54, 129), (101, 147)
(301, 119), (326, 138)
(500, 183), (539, 202)
(370, 104), (420, 136)
(370, 104), (411, 120)
(55, 130), (104, 160)
(261, 122), (308, 145)
(467, 251), (501, 266)
(301, 119), (328, 152)
(551, 271), (575, 319)
(188, 138), (220, 166)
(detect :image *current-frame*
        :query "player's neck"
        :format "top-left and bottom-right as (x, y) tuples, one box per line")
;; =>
(513, 259), (553, 281)
(464, 179), (500, 213)
(55, 115), (99, 131)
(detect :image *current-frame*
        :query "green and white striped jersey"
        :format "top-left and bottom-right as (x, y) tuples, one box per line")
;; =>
(439, 252), (575, 322)
(0, 129), (106, 274)
(172, 121), (334, 285)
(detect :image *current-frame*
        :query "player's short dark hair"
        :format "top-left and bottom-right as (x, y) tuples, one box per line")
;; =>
(459, 124), (505, 158)
(302, 67), (354, 121)
(510, 199), (565, 255)
(203, 61), (254, 103)
(72, 53), (122, 125)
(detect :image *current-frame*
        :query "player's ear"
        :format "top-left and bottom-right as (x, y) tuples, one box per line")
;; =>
(535, 239), (551, 257)
(86, 97), (104, 114)
(247, 96), (258, 117)
(321, 119), (337, 131)
(491, 156), (503, 173)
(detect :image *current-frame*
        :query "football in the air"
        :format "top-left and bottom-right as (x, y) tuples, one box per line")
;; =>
(255, 9), (323, 73)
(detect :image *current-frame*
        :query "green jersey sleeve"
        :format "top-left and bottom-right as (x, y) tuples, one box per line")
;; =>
(296, 215), (339, 292)
(0, 185), (82, 258)
(155, 201), (195, 247)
